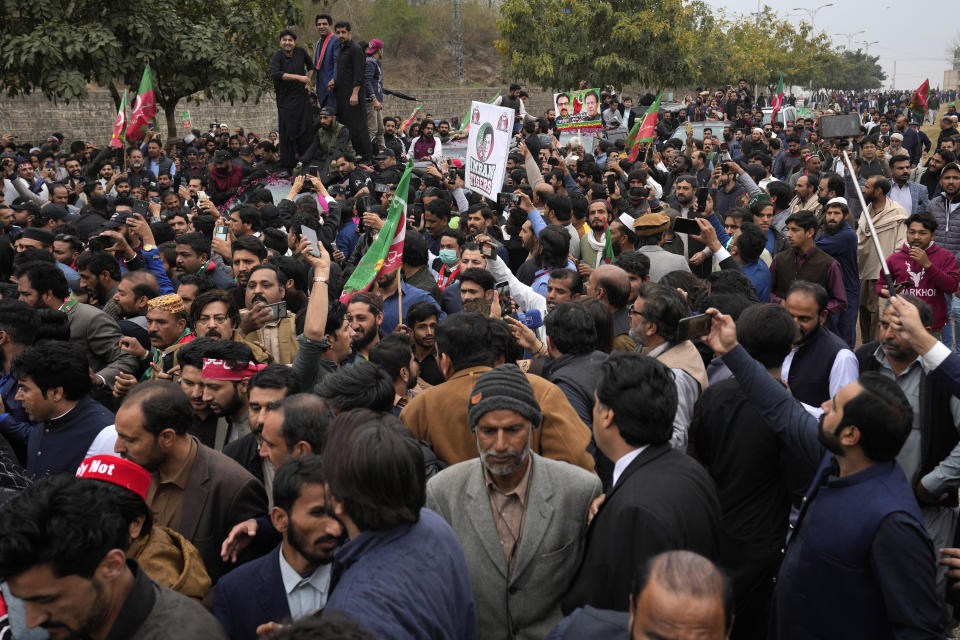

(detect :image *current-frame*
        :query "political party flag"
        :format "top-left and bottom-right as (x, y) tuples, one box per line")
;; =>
(109, 91), (127, 149)
(770, 72), (784, 124)
(125, 63), (156, 142)
(909, 79), (929, 120)
(628, 90), (662, 162)
(602, 225), (614, 264)
(400, 104), (422, 133)
(458, 91), (502, 134)
(339, 160), (413, 303)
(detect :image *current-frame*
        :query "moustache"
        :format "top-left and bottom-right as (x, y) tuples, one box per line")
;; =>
(206, 329), (221, 339)
(148, 332), (161, 341)
(251, 294), (268, 306)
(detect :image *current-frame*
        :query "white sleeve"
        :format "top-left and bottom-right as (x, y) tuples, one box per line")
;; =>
(432, 138), (443, 164)
(84, 425), (118, 461)
(646, 176), (663, 199)
(486, 254), (547, 339)
(829, 349), (860, 398)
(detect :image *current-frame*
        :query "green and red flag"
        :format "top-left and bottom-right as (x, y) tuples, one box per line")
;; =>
(627, 90), (663, 162)
(909, 79), (929, 121)
(339, 160), (414, 303)
(602, 225), (615, 264)
(125, 63), (156, 142)
(770, 72), (784, 124)
(400, 104), (422, 134)
(458, 91), (501, 134)
(109, 91), (127, 149)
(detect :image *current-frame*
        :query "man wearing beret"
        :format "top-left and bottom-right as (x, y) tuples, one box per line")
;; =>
(633, 212), (690, 283)
(427, 364), (601, 639)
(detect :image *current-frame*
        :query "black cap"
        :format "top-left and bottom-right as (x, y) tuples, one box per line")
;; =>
(102, 210), (135, 229)
(10, 197), (39, 214)
(374, 149), (395, 159)
(319, 106), (336, 117)
(214, 150), (233, 162)
(39, 203), (68, 220)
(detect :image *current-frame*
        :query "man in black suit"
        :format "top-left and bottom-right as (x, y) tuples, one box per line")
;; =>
(331, 21), (371, 162)
(561, 352), (721, 614)
(214, 456), (345, 640)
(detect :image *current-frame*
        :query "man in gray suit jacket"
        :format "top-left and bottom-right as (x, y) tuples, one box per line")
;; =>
(426, 364), (601, 640)
(633, 212), (691, 283)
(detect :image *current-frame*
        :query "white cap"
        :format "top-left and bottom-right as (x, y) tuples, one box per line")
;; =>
(618, 213), (635, 228)
(183, 133), (196, 144)
(890, 132), (903, 141)
(826, 197), (847, 207)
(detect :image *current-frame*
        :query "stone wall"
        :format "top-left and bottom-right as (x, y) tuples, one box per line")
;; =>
(0, 85), (676, 145)
(0, 86), (562, 145)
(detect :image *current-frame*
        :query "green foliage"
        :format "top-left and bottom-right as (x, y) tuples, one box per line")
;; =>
(0, 0), (301, 138)
(496, 0), (885, 93)
(496, 0), (699, 91)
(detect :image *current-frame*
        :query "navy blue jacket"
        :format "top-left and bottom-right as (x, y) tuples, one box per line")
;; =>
(720, 345), (942, 639)
(213, 546), (290, 640)
(326, 508), (477, 640)
(816, 223), (860, 299)
(26, 396), (114, 477)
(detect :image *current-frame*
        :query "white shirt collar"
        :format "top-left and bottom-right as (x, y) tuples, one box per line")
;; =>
(278, 546), (331, 597)
(612, 445), (648, 488)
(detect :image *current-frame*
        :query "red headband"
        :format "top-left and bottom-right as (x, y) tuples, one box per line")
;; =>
(77, 455), (152, 501)
(201, 358), (266, 381)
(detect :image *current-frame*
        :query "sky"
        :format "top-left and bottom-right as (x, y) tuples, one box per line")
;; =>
(701, 0), (955, 91)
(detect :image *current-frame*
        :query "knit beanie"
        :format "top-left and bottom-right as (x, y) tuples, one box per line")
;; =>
(468, 364), (542, 431)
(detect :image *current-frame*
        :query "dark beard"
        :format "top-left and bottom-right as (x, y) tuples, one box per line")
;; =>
(352, 323), (379, 349)
(287, 515), (345, 566)
(817, 413), (845, 456)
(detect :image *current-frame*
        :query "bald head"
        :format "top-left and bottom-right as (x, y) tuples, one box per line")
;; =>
(533, 182), (554, 206)
(588, 264), (631, 310)
(629, 551), (731, 639)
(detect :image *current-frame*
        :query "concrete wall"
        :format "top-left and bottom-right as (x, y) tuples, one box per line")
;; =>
(0, 85), (669, 145)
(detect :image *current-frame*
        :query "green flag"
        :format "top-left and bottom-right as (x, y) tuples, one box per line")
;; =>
(339, 160), (415, 302)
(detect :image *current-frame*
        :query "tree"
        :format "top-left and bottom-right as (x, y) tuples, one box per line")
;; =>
(0, 0), (301, 140)
(819, 49), (886, 92)
(496, 0), (701, 91)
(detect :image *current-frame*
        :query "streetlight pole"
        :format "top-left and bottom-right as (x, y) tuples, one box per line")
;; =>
(833, 30), (865, 50)
(792, 2), (833, 27)
(858, 40), (879, 54)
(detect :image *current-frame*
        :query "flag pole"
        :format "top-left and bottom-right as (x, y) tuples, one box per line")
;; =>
(396, 266), (403, 326)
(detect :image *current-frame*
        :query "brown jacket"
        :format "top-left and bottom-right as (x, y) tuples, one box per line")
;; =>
(176, 440), (267, 583)
(400, 365), (595, 472)
(243, 313), (299, 365)
(128, 525), (212, 601)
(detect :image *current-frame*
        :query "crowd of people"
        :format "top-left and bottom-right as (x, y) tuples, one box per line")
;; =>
(4, 17), (960, 638)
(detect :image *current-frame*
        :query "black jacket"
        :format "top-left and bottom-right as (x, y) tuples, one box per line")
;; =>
(561, 443), (721, 613)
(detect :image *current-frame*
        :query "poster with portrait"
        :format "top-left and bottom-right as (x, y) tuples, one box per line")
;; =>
(554, 88), (604, 130)
(466, 101), (512, 201)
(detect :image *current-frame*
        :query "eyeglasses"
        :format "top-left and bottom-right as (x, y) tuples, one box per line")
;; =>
(626, 306), (644, 318)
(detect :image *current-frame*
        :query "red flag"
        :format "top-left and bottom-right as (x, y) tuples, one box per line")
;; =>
(909, 79), (929, 120)
(109, 92), (127, 149)
(770, 73), (784, 124)
(125, 63), (156, 142)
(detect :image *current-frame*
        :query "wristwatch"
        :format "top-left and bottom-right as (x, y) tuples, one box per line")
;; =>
(142, 244), (156, 252)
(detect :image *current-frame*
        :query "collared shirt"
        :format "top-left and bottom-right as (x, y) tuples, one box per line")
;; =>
(483, 457), (533, 572)
(278, 548), (332, 620)
(611, 445), (648, 488)
(871, 344), (960, 490)
(146, 437), (198, 529)
(889, 182), (913, 213)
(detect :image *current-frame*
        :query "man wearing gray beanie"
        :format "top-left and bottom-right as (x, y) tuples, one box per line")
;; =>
(426, 364), (601, 639)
